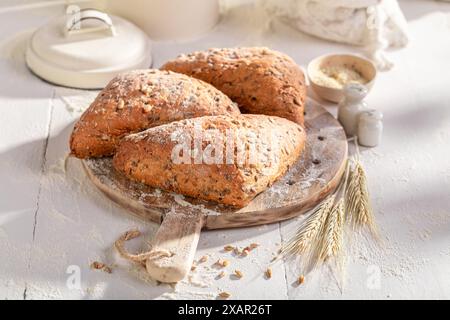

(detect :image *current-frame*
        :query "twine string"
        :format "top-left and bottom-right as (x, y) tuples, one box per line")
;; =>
(114, 230), (172, 267)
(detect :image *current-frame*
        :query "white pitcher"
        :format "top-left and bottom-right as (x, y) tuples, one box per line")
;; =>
(337, 83), (369, 137)
(106, 0), (220, 40)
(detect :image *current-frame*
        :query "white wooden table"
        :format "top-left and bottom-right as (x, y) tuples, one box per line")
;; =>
(1, 0), (450, 300)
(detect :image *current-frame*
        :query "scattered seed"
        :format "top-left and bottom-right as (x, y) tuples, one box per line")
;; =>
(233, 247), (242, 255)
(90, 261), (112, 274)
(191, 265), (197, 271)
(142, 102), (154, 113)
(298, 275), (305, 285)
(102, 266), (112, 274)
(215, 259), (230, 268)
(234, 270), (243, 279)
(217, 271), (226, 279)
(218, 292), (231, 299)
(199, 256), (208, 263)
(241, 249), (250, 257)
(265, 268), (272, 279)
(224, 245), (234, 252)
(91, 261), (105, 270)
(249, 243), (259, 250)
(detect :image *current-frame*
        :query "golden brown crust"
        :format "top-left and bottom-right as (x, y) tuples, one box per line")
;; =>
(70, 69), (240, 158)
(113, 114), (306, 207)
(161, 47), (306, 125)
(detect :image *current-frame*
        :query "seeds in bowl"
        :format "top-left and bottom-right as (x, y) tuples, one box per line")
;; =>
(313, 64), (368, 90)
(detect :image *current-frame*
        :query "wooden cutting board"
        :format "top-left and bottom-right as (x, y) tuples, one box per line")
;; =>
(82, 100), (347, 283)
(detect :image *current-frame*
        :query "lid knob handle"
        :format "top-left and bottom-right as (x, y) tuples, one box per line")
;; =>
(65, 7), (116, 37)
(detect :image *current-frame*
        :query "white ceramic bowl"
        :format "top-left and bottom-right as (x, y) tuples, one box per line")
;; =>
(307, 54), (377, 103)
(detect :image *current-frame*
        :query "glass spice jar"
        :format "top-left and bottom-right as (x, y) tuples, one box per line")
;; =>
(358, 110), (383, 147)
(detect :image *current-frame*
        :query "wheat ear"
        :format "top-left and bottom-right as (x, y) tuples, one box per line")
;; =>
(317, 198), (345, 263)
(281, 194), (335, 258)
(346, 157), (379, 240)
(315, 160), (350, 268)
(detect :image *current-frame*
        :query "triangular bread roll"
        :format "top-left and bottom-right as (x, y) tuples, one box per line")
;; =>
(70, 69), (240, 158)
(161, 47), (306, 125)
(113, 114), (306, 208)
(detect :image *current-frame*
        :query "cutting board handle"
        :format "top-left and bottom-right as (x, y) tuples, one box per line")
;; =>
(145, 205), (204, 283)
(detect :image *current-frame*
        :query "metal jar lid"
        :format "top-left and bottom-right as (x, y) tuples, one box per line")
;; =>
(26, 9), (152, 89)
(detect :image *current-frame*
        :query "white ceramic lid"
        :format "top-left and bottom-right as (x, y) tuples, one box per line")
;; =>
(26, 9), (152, 89)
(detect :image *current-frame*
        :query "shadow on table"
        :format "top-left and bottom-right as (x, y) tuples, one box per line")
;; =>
(376, 184), (450, 241)
(400, 0), (450, 21)
(1, 121), (288, 299)
(0, 30), (55, 100)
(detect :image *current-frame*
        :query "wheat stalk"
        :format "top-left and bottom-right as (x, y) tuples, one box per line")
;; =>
(281, 194), (335, 258)
(310, 160), (350, 274)
(346, 158), (379, 240)
(280, 137), (379, 286)
(281, 160), (350, 274)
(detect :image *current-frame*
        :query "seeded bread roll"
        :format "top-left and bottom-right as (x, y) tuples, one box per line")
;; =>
(161, 47), (306, 125)
(70, 69), (240, 158)
(113, 114), (306, 207)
